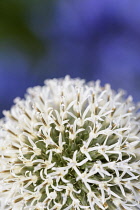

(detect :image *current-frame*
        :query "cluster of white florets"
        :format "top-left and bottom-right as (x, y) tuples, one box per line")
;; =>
(0, 76), (140, 210)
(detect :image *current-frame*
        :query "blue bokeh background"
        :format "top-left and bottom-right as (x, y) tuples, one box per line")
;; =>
(1, 0), (140, 118)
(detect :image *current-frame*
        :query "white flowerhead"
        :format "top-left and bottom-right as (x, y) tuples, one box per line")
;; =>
(0, 76), (140, 210)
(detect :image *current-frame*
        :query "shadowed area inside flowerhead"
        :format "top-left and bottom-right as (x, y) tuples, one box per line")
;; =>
(0, 76), (140, 210)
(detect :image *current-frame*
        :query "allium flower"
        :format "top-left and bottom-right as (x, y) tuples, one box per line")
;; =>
(0, 76), (140, 210)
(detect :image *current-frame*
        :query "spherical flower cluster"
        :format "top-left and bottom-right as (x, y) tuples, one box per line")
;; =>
(0, 76), (140, 210)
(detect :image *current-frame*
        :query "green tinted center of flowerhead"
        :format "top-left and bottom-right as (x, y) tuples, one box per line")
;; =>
(0, 76), (140, 210)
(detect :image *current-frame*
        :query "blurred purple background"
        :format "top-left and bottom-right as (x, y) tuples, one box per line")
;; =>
(0, 0), (140, 117)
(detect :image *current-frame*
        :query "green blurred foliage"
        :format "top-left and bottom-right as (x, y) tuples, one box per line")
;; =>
(0, 0), (55, 59)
